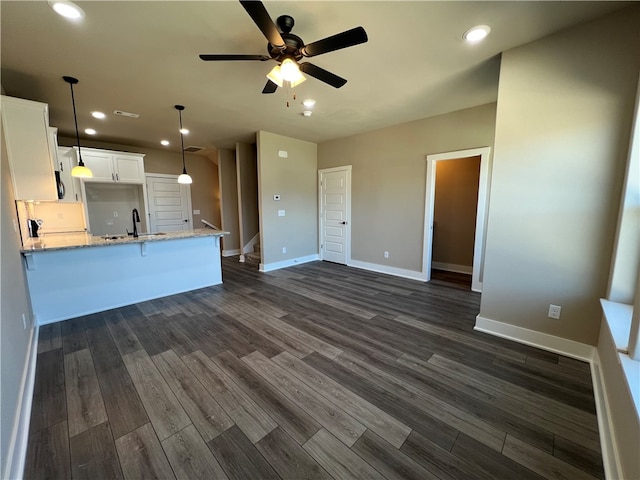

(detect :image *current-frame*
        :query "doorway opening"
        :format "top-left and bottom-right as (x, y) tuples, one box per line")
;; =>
(423, 147), (491, 292)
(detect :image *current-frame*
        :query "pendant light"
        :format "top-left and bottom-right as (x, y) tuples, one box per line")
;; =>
(175, 105), (192, 184)
(63, 76), (93, 178)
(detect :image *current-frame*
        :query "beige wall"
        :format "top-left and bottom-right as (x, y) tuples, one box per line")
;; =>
(1, 119), (35, 476)
(318, 103), (496, 272)
(433, 156), (480, 269)
(257, 131), (317, 266)
(58, 137), (221, 229)
(218, 148), (240, 253)
(236, 142), (259, 251)
(479, 7), (640, 345)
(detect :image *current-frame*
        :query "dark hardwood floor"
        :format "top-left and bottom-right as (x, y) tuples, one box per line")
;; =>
(25, 256), (603, 479)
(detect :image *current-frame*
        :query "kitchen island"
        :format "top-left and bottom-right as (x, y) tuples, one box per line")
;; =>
(21, 229), (227, 325)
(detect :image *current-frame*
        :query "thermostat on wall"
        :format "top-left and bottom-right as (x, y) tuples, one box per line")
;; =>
(278, 150), (288, 158)
(273, 194), (281, 201)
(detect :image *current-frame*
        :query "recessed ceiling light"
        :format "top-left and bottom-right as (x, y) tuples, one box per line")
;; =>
(161, 140), (170, 146)
(48, 0), (85, 20)
(91, 111), (106, 119)
(179, 128), (189, 135)
(302, 111), (312, 117)
(84, 128), (96, 135)
(463, 25), (491, 43)
(302, 99), (316, 108)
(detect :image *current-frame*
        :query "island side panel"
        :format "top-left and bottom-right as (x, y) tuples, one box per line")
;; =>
(23, 235), (222, 325)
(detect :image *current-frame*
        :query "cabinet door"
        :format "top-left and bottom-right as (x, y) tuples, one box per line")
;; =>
(80, 150), (115, 182)
(113, 155), (144, 183)
(1, 96), (57, 200)
(57, 147), (81, 202)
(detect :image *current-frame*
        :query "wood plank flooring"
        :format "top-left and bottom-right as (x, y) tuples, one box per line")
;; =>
(25, 256), (604, 479)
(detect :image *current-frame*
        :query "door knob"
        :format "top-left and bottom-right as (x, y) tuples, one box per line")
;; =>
(341, 221), (347, 225)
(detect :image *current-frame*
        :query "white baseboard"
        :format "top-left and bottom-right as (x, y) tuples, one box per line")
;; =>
(432, 261), (473, 275)
(3, 325), (39, 480)
(222, 248), (241, 257)
(590, 351), (623, 480)
(348, 259), (426, 282)
(474, 316), (595, 361)
(260, 254), (319, 272)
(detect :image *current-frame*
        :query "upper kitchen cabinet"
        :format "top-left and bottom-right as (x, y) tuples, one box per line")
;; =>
(78, 147), (145, 184)
(57, 147), (81, 202)
(1, 95), (58, 201)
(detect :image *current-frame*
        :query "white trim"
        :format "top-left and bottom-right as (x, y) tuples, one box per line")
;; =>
(260, 254), (319, 272)
(3, 325), (39, 480)
(423, 147), (491, 293)
(431, 262), (473, 275)
(318, 166), (352, 265)
(243, 232), (260, 255)
(591, 351), (624, 480)
(222, 248), (241, 257)
(473, 316), (595, 361)
(348, 259), (425, 282)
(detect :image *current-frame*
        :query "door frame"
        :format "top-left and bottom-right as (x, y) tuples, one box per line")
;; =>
(318, 165), (352, 264)
(145, 173), (193, 233)
(423, 147), (491, 292)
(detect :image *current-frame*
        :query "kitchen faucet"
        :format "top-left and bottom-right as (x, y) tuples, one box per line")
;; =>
(132, 208), (140, 238)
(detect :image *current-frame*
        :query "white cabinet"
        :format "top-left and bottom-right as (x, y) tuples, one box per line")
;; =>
(57, 147), (81, 202)
(78, 147), (145, 184)
(1, 95), (57, 200)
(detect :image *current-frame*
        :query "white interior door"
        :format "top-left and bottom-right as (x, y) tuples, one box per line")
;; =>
(146, 174), (192, 233)
(319, 166), (351, 264)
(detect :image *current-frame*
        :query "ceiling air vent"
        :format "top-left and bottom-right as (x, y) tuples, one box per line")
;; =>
(113, 110), (140, 118)
(184, 146), (204, 153)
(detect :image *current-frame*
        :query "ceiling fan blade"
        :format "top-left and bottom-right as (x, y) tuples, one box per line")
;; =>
(199, 54), (271, 61)
(262, 80), (278, 94)
(300, 63), (347, 88)
(300, 26), (368, 57)
(239, 1), (285, 50)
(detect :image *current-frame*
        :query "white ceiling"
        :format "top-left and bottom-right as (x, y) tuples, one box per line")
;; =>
(0, 1), (631, 154)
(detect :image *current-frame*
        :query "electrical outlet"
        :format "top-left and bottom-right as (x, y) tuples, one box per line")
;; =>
(548, 304), (562, 319)
(384, 251), (389, 259)
(282, 247), (287, 254)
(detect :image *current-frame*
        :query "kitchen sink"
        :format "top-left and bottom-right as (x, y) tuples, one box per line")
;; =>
(102, 234), (127, 241)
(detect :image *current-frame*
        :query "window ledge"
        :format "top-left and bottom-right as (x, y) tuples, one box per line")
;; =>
(600, 298), (632, 353)
(600, 298), (639, 417)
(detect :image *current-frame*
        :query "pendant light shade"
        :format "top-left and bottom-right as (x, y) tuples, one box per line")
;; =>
(63, 76), (93, 178)
(175, 105), (192, 185)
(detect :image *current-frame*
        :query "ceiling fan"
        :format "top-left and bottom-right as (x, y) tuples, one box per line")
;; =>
(199, 0), (368, 93)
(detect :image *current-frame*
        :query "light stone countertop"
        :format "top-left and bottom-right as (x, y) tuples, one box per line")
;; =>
(20, 228), (228, 253)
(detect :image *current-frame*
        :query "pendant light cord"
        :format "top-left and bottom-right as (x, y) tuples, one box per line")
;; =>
(179, 109), (187, 174)
(67, 79), (85, 166)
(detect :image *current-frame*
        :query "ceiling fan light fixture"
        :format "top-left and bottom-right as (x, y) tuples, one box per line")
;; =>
(463, 25), (491, 43)
(267, 59), (306, 89)
(266, 65), (284, 88)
